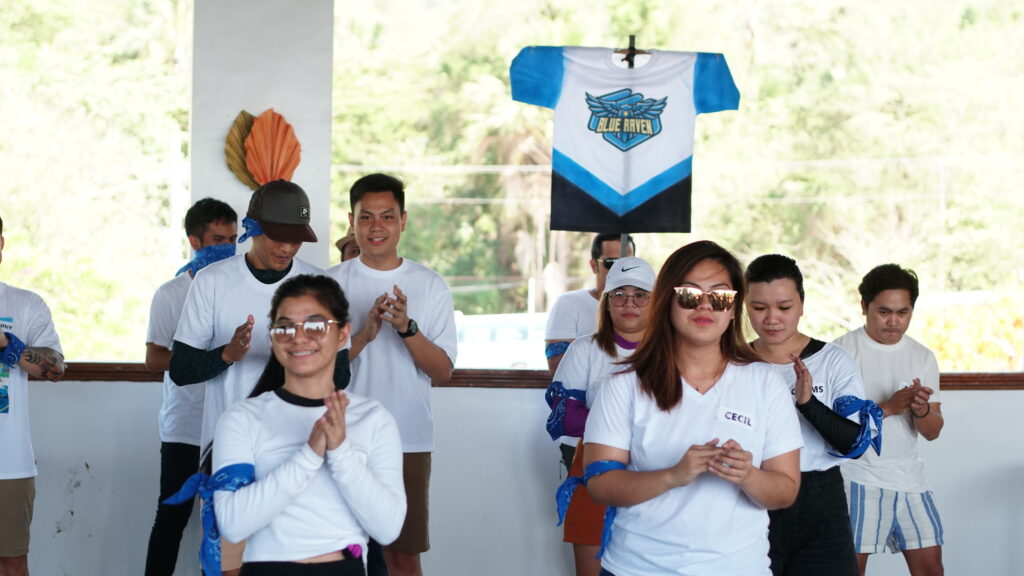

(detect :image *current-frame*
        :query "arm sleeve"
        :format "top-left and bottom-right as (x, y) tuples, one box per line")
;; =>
(510, 46), (564, 108)
(693, 52), (740, 113)
(169, 340), (231, 385)
(324, 407), (407, 545)
(796, 395), (861, 455)
(212, 409), (324, 544)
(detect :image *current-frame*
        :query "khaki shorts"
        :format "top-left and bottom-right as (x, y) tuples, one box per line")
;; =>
(0, 477), (35, 556)
(387, 452), (431, 554)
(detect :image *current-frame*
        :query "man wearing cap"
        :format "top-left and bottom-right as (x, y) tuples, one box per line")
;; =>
(142, 198), (237, 576)
(328, 173), (457, 576)
(0, 214), (65, 576)
(544, 232), (635, 473)
(168, 180), (334, 576)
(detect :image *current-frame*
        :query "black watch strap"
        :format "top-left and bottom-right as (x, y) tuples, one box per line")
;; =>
(399, 319), (419, 339)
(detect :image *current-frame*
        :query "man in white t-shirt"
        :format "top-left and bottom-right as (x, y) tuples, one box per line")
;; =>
(544, 232), (634, 471)
(0, 214), (65, 576)
(834, 264), (945, 576)
(328, 173), (457, 576)
(143, 198), (237, 576)
(169, 180), (333, 576)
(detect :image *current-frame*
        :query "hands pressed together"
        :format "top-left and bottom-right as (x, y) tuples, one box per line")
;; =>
(881, 377), (934, 418)
(670, 437), (755, 488)
(307, 390), (350, 457)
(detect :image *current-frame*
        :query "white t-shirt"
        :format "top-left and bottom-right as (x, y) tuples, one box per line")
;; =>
(585, 362), (803, 576)
(761, 341), (866, 472)
(174, 254), (324, 455)
(327, 257), (457, 453)
(0, 282), (63, 479)
(213, 389), (406, 560)
(545, 288), (599, 342)
(552, 335), (632, 410)
(147, 272), (204, 445)
(833, 327), (941, 492)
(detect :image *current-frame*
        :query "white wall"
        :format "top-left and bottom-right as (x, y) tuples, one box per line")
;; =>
(28, 382), (1024, 575)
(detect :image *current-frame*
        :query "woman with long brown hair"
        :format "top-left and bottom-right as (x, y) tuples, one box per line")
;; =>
(583, 241), (803, 575)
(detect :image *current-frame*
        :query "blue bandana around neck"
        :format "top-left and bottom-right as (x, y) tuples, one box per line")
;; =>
(176, 242), (237, 277)
(237, 217), (264, 243)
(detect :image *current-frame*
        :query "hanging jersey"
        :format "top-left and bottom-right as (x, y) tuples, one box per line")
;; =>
(510, 46), (739, 233)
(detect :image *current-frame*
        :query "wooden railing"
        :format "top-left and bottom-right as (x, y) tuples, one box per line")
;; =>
(52, 363), (1024, 390)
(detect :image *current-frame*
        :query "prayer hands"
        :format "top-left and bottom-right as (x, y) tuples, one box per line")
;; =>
(308, 390), (350, 457)
(881, 378), (933, 417)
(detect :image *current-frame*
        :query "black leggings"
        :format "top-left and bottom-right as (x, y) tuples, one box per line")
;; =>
(239, 557), (365, 576)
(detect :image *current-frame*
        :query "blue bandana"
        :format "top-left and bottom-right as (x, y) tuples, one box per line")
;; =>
(176, 242), (237, 277)
(830, 395), (884, 458)
(163, 463), (255, 576)
(2, 332), (26, 367)
(237, 217), (264, 243)
(555, 459), (626, 559)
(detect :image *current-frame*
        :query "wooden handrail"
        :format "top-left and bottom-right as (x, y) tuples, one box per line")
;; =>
(48, 363), (1024, 390)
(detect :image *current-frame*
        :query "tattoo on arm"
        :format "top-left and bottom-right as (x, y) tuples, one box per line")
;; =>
(22, 347), (66, 381)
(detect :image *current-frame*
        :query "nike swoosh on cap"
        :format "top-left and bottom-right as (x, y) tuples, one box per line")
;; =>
(621, 266), (639, 272)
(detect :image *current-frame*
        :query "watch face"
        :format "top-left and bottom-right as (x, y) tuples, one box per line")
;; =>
(401, 319), (418, 338)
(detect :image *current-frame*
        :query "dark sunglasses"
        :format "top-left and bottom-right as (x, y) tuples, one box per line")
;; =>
(600, 258), (618, 270)
(673, 286), (738, 311)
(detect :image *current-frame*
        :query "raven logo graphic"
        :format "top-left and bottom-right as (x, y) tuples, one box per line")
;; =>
(586, 89), (667, 151)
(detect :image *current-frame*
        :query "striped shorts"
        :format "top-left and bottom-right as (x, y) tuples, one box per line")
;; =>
(845, 479), (944, 554)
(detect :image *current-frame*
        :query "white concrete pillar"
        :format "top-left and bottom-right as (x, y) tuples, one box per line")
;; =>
(191, 0), (334, 268)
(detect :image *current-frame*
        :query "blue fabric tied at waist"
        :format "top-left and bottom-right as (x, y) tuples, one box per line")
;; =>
(545, 381), (587, 441)
(830, 395), (883, 458)
(163, 463), (255, 576)
(555, 459), (626, 559)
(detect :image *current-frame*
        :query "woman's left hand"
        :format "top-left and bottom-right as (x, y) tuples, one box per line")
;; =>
(709, 439), (754, 486)
(321, 390), (350, 451)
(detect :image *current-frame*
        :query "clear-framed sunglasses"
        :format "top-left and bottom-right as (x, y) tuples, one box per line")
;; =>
(269, 319), (341, 343)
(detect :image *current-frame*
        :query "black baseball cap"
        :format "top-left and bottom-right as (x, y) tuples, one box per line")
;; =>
(246, 180), (317, 243)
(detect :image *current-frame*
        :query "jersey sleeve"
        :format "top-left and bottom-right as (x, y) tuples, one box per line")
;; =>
(584, 371), (635, 452)
(761, 371), (804, 461)
(693, 52), (740, 114)
(552, 337), (592, 393)
(422, 274), (458, 366)
(545, 293), (579, 341)
(510, 46), (565, 109)
(24, 292), (62, 353)
(212, 404), (324, 544)
(147, 283), (178, 349)
(824, 345), (868, 423)
(174, 272), (216, 350)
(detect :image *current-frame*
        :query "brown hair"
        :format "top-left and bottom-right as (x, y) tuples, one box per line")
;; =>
(627, 240), (757, 411)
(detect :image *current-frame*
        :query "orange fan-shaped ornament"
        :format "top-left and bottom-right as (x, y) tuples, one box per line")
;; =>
(244, 109), (302, 185)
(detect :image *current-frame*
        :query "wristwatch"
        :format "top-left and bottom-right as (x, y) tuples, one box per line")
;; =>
(398, 319), (419, 339)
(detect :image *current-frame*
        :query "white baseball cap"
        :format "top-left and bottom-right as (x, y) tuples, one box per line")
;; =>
(604, 257), (656, 293)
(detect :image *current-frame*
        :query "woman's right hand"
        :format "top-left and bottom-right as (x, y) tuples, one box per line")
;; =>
(668, 438), (722, 487)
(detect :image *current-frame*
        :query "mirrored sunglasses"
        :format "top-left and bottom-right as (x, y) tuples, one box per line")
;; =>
(673, 286), (737, 311)
(269, 319), (341, 343)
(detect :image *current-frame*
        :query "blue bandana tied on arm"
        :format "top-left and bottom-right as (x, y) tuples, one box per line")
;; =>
(555, 459), (626, 559)
(163, 463), (255, 576)
(830, 395), (883, 458)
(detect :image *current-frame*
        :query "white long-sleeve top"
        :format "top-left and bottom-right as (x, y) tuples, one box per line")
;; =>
(213, 388), (406, 562)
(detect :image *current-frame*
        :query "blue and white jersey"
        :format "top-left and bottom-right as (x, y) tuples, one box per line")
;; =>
(510, 46), (739, 233)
